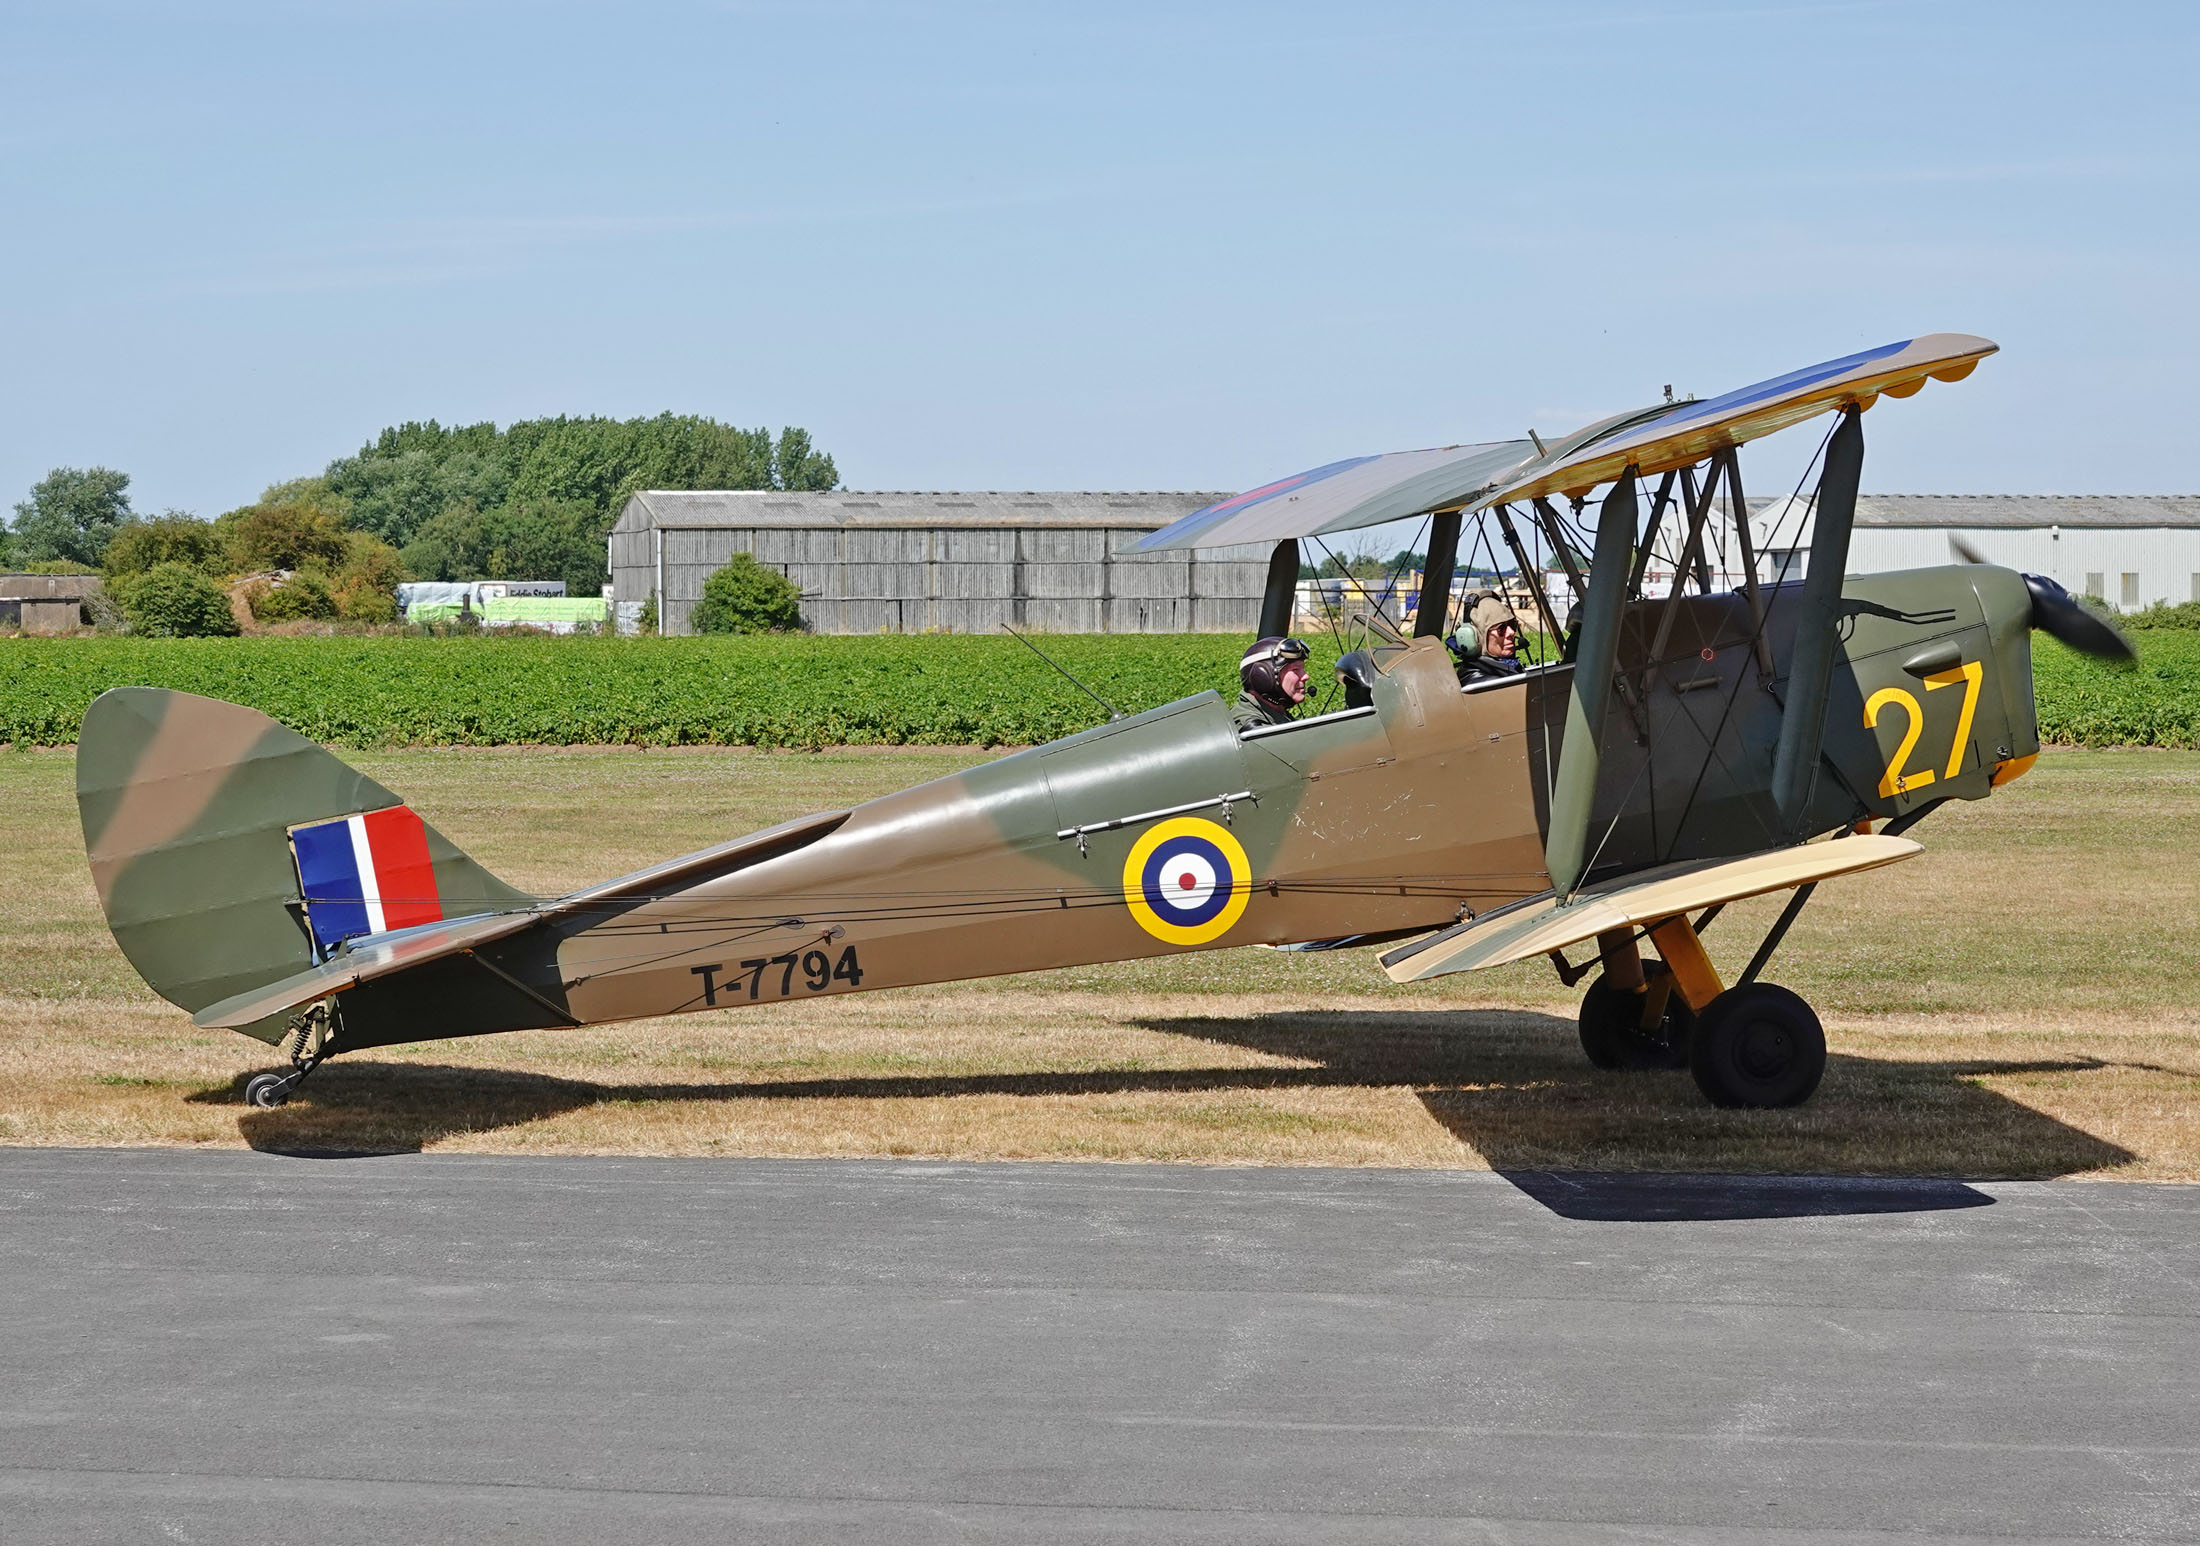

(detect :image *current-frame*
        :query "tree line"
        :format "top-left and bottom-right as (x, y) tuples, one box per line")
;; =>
(1, 414), (840, 629)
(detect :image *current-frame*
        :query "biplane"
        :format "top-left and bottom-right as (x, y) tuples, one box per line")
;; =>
(76, 332), (2134, 1111)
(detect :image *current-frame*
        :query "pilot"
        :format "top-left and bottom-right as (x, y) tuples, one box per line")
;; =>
(1449, 593), (1526, 685)
(1232, 635), (1312, 732)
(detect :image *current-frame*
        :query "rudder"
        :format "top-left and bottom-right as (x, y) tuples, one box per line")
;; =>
(77, 688), (530, 1035)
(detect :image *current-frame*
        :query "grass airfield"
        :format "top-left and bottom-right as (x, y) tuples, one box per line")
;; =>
(4, 742), (2197, 1177)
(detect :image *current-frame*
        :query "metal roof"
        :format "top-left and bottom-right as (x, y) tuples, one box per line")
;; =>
(1753, 495), (2200, 530)
(617, 490), (1231, 532)
(616, 489), (2200, 537)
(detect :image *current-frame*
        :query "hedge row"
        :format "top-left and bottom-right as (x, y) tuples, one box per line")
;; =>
(4, 631), (2194, 750)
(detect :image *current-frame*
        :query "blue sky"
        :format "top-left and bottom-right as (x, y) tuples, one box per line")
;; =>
(2, 0), (2193, 521)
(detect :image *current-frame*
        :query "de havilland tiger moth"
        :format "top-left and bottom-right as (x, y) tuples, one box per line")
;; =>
(76, 332), (2136, 1112)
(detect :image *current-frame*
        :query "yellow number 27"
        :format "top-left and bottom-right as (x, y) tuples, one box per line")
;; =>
(1864, 660), (1983, 799)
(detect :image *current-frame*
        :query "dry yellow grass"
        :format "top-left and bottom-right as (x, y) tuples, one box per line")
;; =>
(3, 742), (2196, 1176)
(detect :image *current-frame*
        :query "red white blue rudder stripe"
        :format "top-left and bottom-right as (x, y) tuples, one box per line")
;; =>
(289, 807), (444, 953)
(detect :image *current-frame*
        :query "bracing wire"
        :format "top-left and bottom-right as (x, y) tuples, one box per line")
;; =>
(1299, 534), (1356, 715)
(1302, 535), (1355, 651)
(1655, 415), (1845, 860)
(1522, 506), (1555, 667)
(1559, 420), (1845, 891)
(304, 867), (1554, 928)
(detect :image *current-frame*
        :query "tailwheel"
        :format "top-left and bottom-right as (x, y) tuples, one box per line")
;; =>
(1689, 983), (1826, 1108)
(242, 1002), (336, 1111)
(1577, 965), (1694, 1071)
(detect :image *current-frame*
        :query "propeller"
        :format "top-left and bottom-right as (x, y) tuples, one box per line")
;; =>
(1948, 534), (2136, 665)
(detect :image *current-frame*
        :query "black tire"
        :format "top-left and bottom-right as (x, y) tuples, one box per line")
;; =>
(244, 1073), (289, 1109)
(1689, 983), (1826, 1108)
(1577, 969), (1694, 1071)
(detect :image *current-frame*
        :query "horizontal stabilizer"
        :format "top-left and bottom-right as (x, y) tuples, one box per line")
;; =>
(193, 806), (854, 1029)
(192, 910), (549, 1028)
(1379, 834), (1921, 984)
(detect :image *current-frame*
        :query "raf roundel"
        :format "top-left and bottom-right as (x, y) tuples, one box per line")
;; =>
(1122, 817), (1253, 946)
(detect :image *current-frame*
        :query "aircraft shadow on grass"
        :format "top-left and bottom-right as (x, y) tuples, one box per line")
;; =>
(188, 1005), (2138, 1217)
(1154, 1008), (2140, 1219)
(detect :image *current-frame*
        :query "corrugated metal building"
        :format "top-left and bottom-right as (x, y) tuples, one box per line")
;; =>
(608, 491), (1263, 636)
(609, 488), (2200, 637)
(1744, 495), (2200, 610)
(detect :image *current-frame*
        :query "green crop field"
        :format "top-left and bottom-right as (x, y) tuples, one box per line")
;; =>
(3, 629), (2194, 749)
(0, 634), (1351, 748)
(2031, 632), (2200, 748)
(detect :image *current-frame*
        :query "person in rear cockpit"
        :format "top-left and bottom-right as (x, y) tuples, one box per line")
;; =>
(1448, 592), (1526, 686)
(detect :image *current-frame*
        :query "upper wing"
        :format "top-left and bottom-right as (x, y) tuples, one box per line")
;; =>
(1126, 442), (1535, 553)
(1128, 334), (1995, 553)
(1475, 334), (1996, 508)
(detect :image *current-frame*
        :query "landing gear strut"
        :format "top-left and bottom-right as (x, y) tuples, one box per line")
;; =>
(1575, 927), (1692, 1071)
(1577, 965), (1693, 1070)
(243, 1001), (335, 1109)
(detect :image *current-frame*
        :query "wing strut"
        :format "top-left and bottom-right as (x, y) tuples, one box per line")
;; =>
(1531, 497), (1588, 602)
(1413, 510), (1463, 637)
(1624, 469), (1678, 597)
(1544, 466), (1639, 898)
(1721, 449), (1775, 676)
(1257, 540), (1300, 637)
(1492, 504), (1564, 644)
(1769, 405), (1864, 834)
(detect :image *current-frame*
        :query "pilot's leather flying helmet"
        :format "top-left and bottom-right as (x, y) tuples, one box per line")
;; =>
(1241, 635), (1312, 708)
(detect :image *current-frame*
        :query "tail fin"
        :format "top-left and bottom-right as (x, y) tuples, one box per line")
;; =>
(76, 688), (530, 1027)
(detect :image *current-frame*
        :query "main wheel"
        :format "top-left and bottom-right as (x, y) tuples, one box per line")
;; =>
(244, 1073), (290, 1109)
(1689, 983), (1826, 1108)
(1578, 968), (1694, 1071)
